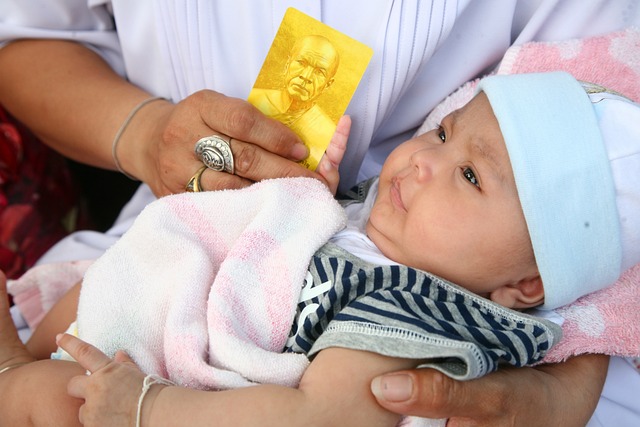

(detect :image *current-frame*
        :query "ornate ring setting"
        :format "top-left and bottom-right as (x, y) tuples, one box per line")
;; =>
(194, 135), (235, 175)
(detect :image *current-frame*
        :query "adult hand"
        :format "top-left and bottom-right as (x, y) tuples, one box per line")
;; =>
(57, 333), (149, 427)
(125, 89), (322, 197)
(371, 354), (608, 426)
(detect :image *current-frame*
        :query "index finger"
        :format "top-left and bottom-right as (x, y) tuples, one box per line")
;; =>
(56, 333), (112, 375)
(199, 91), (308, 160)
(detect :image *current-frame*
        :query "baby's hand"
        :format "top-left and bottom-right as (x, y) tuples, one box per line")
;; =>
(317, 115), (350, 195)
(58, 333), (148, 427)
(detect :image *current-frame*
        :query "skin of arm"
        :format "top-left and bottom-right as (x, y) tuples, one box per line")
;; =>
(0, 40), (315, 196)
(373, 353), (609, 427)
(59, 333), (416, 427)
(0, 40), (157, 169)
(25, 281), (82, 360)
(151, 348), (414, 427)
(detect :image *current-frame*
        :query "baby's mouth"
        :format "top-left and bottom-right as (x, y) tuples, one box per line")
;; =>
(390, 176), (407, 212)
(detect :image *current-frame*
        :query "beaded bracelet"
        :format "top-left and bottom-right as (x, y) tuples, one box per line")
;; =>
(136, 373), (175, 427)
(112, 96), (166, 180)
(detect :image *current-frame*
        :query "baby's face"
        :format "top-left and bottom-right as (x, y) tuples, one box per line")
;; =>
(368, 92), (538, 296)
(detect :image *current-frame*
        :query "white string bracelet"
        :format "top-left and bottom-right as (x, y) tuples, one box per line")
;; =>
(112, 96), (166, 180)
(136, 373), (175, 427)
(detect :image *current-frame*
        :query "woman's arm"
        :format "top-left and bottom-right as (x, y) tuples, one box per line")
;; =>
(0, 40), (155, 169)
(372, 354), (609, 426)
(58, 333), (414, 427)
(0, 40), (314, 196)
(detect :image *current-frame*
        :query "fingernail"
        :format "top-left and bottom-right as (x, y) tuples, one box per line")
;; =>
(371, 374), (413, 402)
(291, 143), (309, 160)
(320, 159), (332, 173)
(55, 333), (63, 343)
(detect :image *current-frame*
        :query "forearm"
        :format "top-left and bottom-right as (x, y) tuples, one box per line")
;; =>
(26, 281), (82, 360)
(0, 39), (167, 172)
(146, 383), (313, 427)
(144, 348), (409, 427)
(146, 381), (396, 427)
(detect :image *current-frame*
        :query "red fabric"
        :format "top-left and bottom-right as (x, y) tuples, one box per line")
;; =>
(0, 107), (84, 280)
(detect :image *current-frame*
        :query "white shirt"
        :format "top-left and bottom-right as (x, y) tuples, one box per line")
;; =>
(2, 0), (638, 189)
(2, 1), (639, 424)
(329, 179), (398, 266)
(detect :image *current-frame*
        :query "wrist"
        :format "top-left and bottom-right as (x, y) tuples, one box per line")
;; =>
(115, 97), (173, 183)
(136, 374), (175, 427)
(138, 384), (167, 427)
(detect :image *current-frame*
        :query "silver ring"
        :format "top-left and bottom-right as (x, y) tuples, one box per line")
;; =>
(194, 135), (235, 175)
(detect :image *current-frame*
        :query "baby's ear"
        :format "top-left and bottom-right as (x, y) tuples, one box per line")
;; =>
(488, 275), (544, 309)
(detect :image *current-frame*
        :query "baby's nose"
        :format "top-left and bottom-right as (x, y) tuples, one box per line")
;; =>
(410, 148), (440, 182)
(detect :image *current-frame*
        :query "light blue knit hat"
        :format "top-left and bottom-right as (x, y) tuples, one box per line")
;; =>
(478, 72), (640, 310)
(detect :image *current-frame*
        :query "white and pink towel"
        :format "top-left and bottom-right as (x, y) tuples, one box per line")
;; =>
(76, 177), (345, 389)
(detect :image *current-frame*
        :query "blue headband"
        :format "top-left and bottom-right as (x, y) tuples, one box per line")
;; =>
(478, 72), (622, 310)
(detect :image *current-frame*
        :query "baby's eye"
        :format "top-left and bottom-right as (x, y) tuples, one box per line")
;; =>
(462, 167), (480, 188)
(437, 126), (446, 143)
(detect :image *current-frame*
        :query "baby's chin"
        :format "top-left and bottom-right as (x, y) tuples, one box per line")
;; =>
(364, 220), (386, 250)
(364, 221), (393, 257)
(364, 219), (374, 241)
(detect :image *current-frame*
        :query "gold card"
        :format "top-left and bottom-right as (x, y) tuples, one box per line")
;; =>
(248, 7), (373, 170)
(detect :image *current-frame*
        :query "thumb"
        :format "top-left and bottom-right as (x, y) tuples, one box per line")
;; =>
(371, 369), (479, 419)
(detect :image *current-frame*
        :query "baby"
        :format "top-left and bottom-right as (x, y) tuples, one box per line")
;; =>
(0, 71), (638, 427)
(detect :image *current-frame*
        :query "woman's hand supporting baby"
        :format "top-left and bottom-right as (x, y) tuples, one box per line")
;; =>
(372, 354), (609, 426)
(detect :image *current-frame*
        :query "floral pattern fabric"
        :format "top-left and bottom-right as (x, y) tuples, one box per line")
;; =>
(0, 107), (82, 280)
